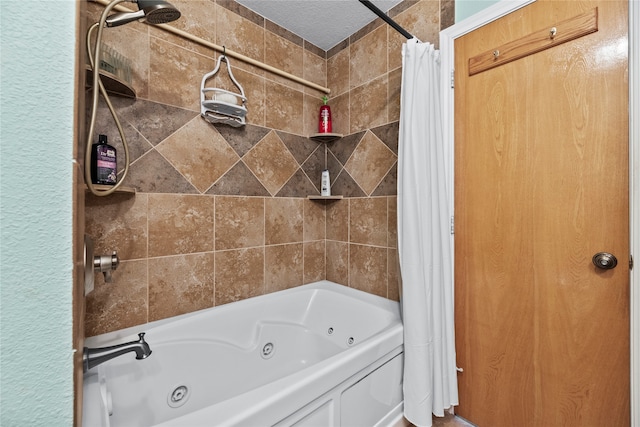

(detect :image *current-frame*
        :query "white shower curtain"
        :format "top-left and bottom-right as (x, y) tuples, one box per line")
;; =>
(397, 38), (458, 427)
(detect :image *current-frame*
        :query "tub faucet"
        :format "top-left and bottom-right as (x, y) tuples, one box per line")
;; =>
(83, 332), (152, 373)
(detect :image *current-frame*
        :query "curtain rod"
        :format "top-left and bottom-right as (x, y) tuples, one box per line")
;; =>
(358, 0), (416, 40)
(91, 0), (331, 94)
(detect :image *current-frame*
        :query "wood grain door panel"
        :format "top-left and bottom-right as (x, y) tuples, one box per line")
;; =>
(454, 1), (629, 425)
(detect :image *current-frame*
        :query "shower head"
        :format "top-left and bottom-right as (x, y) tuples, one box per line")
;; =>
(105, 0), (181, 27)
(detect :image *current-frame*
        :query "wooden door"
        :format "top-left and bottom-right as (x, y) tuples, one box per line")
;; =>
(454, 1), (629, 426)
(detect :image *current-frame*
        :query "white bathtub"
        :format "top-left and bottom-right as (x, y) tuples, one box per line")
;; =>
(83, 280), (404, 427)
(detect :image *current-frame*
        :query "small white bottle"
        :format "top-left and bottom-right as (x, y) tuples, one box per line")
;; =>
(321, 169), (331, 196)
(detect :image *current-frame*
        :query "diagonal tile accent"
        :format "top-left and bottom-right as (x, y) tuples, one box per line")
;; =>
(124, 149), (198, 194)
(156, 117), (239, 193)
(328, 130), (366, 164)
(276, 131), (319, 164)
(213, 122), (270, 157)
(331, 169), (366, 197)
(243, 131), (299, 196)
(326, 150), (344, 191)
(301, 145), (326, 193)
(344, 131), (397, 195)
(371, 163), (398, 196)
(206, 161), (270, 196)
(277, 169), (318, 197)
(127, 98), (198, 145)
(117, 127), (154, 165)
(93, 99), (154, 164)
(371, 121), (399, 155)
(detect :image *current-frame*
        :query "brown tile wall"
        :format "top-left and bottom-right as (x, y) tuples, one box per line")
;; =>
(84, 0), (448, 336)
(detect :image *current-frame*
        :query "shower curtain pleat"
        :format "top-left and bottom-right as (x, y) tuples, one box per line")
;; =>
(398, 39), (458, 427)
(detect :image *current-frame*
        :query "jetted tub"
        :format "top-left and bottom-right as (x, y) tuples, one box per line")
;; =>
(83, 280), (404, 427)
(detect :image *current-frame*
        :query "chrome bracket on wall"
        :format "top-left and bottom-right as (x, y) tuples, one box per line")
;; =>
(84, 234), (120, 295)
(94, 251), (119, 282)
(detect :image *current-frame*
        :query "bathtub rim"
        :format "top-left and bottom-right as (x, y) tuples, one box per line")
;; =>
(85, 280), (401, 347)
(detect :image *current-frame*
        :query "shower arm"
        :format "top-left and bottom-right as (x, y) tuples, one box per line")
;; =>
(85, 0), (132, 197)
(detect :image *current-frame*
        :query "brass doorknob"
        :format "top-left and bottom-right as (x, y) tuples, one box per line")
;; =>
(592, 252), (618, 270)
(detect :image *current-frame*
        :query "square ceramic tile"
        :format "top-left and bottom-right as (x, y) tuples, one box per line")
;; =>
(150, 0), (217, 57)
(349, 25), (387, 90)
(350, 197), (388, 246)
(304, 241), (326, 283)
(265, 31), (303, 81)
(264, 81), (304, 135)
(215, 247), (265, 305)
(265, 197), (303, 245)
(85, 259), (148, 337)
(326, 199), (349, 242)
(328, 48), (350, 97)
(349, 76), (388, 134)
(148, 194), (214, 257)
(85, 193), (148, 261)
(148, 253), (215, 321)
(349, 244), (387, 297)
(215, 196), (264, 250)
(326, 240), (349, 286)
(149, 37), (214, 110)
(303, 198), (326, 241)
(265, 243), (304, 293)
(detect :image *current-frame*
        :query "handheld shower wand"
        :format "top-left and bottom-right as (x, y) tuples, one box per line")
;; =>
(105, 0), (181, 27)
(85, 0), (181, 197)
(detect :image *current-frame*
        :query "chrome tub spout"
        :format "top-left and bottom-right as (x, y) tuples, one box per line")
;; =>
(83, 332), (152, 372)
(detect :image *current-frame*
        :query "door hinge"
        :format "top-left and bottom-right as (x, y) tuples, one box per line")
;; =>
(631, 255), (634, 270)
(450, 69), (455, 89)
(450, 216), (455, 234)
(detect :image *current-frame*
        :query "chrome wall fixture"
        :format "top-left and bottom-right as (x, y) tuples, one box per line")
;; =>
(84, 235), (120, 294)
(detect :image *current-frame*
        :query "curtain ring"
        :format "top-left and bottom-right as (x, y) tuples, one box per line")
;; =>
(550, 27), (557, 39)
(493, 50), (500, 59)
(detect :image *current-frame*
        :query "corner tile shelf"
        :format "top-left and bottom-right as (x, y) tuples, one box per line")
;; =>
(85, 65), (136, 98)
(307, 195), (343, 201)
(309, 133), (343, 143)
(84, 184), (136, 194)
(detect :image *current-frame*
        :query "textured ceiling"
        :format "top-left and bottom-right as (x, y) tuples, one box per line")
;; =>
(234, 0), (404, 51)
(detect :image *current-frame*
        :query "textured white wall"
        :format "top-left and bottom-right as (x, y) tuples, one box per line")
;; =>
(0, 0), (76, 424)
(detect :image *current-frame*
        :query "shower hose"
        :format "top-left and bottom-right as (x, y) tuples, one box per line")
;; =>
(85, 0), (131, 197)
